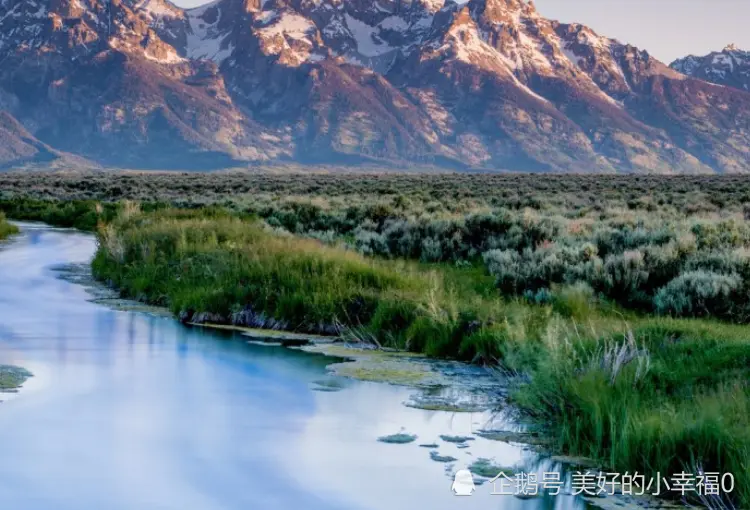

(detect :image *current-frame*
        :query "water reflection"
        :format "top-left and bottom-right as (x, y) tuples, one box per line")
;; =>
(0, 225), (589, 510)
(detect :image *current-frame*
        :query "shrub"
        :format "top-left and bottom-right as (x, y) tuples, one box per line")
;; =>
(0, 198), (116, 231)
(523, 287), (553, 305)
(654, 271), (743, 319)
(483, 249), (524, 294)
(691, 219), (750, 251)
(684, 249), (750, 280)
(420, 237), (443, 262)
(593, 250), (650, 307)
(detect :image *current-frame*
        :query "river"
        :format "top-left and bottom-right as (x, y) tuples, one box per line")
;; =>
(0, 223), (587, 510)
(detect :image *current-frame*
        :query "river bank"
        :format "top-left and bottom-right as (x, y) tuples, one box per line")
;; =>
(33, 232), (690, 510)
(84, 206), (750, 508)
(2, 184), (750, 507)
(0, 221), (603, 510)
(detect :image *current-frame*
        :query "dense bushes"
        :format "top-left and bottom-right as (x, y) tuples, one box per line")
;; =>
(6, 172), (750, 322)
(480, 217), (750, 321)
(6, 171), (750, 321)
(350, 211), (561, 263)
(654, 271), (743, 319)
(257, 200), (750, 322)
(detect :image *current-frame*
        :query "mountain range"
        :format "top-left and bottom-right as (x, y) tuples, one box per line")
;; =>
(671, 44), (750, 92)
(0, 0), (748, 173)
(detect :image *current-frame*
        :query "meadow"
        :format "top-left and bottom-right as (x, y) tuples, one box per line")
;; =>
(5, 172), (750, 320)
(1, 170), (749, 507)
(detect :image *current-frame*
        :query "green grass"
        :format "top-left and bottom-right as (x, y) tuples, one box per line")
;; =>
(89, 206), (750, 508)
(510, 318), (750, 507)
(90, 206), (523, 360)
(0, 197), (123, 231)
(0, 212), (18, 241)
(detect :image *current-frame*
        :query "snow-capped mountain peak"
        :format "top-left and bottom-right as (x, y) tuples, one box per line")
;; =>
(671, 44), (750, 91)
(0, 0), (749, 173)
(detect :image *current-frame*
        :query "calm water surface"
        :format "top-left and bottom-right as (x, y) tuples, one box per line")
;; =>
(0, 224), (586, 510)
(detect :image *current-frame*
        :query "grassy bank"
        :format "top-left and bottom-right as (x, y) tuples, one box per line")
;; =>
(0, 212), (18, 240)
(0, 197), (118, 231)
(91, 206), (517, 360)
(94, 205), (749, 507)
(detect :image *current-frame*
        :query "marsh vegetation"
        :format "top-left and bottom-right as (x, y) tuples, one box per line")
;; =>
(2, 171), (749, 506)
(0, 212), (17, 240)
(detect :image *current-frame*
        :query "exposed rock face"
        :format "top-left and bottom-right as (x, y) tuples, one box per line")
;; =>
(0, 0), (748, 172)
(671, 44), (750, 92)
(0, 111), (62, 168)
(0, 0), (286, 168)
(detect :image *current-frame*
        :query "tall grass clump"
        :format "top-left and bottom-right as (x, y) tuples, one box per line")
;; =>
(509, 319), (750, 508)
(0, 212), (18, 241)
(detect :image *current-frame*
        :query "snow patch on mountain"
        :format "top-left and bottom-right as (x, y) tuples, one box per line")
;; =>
(344, 14), (394, 57)
(259, 13), (315, 39)
(418, 0), (446, 13)
(559, 43), (583, 68)
(185, 1), (233, 62)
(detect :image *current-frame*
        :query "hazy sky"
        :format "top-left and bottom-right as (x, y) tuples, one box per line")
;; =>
(171, 0), (749, 63)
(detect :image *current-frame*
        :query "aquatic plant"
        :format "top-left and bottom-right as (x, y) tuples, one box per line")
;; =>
(439, 435), (475, 444)
(468, 458), (513, 479)
(429, 451), (457, 463)
(377, 433), (417, 444)
(0, 365), (32, 391)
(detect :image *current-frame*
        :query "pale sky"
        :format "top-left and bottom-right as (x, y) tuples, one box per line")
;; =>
(171, 0), (749, 63)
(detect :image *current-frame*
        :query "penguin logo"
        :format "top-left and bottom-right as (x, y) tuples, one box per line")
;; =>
(451, 469), (476, 496)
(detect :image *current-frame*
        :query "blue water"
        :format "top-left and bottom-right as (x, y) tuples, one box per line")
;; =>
(0, 224), (585, 510)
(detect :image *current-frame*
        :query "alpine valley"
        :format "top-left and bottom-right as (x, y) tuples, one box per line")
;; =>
(0, 0), (749, 172)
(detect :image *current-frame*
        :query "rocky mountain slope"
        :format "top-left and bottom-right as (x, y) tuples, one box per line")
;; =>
(0, 0), (748, 172)
(0, 112), (61, 168)
(671, 44), (750, 92)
